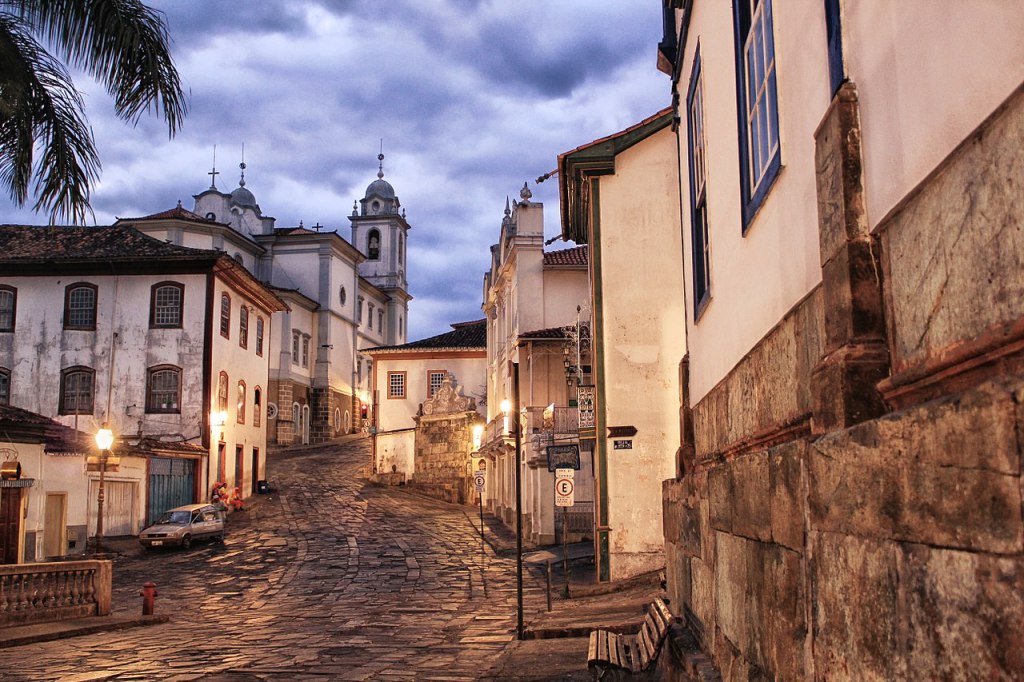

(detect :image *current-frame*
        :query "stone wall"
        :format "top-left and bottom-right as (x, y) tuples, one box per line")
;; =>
(412, 413), (475, 504)
(664, 84), (1024, 680)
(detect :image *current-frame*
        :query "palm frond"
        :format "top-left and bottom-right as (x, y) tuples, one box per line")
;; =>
(0, 12), (100, 223)
(14, 0), (189, 136)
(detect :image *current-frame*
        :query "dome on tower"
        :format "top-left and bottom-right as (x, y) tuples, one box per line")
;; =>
(364, 177), (395, 200)
(230, 184), (258, 208)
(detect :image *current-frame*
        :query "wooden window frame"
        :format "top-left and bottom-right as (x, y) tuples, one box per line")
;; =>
(63, 283), (98, 330)
(253, 387), (262, 428)
(218, 371), (229, 413)
(146, 365), (182, 413)
(0, 286), (16, 332)
(733, 0), (782, 232)
(0, 367), (9, 405)
(149, 282), (184, 328)
(239, 306), (249, 349)
(59, 366), (95, 415)
(427, 370), (447, 398)
(219, 293), (231, 339)
(687, 46), (712, 319)
(387, 371), (407, 399)
(255, 317), (264, 356)
(237, 380), (246, 424)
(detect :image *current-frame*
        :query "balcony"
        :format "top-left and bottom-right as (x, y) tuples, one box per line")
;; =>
(480, 405), (579, 453)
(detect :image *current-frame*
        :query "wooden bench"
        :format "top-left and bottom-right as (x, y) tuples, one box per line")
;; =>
(587, 598), (673, 677)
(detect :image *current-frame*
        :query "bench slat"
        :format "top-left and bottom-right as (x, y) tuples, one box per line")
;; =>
(653, 598), (672, 629)
(639, 622), (656, 670)
(618, 635), (635, 673)
(587, 630), (599, 664)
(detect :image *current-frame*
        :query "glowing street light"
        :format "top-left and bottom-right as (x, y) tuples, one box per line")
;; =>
(93, 423), (114, 554)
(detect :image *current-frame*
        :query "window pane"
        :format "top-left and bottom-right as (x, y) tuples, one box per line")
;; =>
(0, 291), (13, 330)
(63, 371), (92, 412)
(0, 372), (9, 405)
(220, 294), (230, 336)
(149, 369), (179, 411)
(154, 285), (181, 326)
(239, 307), (249, 347)
(68, 287), (95, 327)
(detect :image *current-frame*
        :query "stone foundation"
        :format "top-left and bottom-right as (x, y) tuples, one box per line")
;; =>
(664, 84), (1024, 679)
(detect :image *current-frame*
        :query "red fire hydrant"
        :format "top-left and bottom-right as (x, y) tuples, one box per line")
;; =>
(140, 581), (158, 615)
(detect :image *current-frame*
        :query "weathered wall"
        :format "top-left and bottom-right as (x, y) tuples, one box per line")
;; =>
(664, 85), (1024, 679)
(411, 412), (475, 504)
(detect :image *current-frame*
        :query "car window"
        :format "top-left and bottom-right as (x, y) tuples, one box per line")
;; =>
(203, 513), (216, 521)
(158, 511), (191, 524)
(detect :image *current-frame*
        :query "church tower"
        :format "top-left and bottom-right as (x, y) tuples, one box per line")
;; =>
(350, 153), (412, 345)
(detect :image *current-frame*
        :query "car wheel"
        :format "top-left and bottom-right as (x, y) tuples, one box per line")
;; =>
(181, 534), (192, 550)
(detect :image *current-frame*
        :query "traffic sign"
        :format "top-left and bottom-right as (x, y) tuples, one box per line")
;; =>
(554, 468), (574, 506)
(473, 473), (485, 492)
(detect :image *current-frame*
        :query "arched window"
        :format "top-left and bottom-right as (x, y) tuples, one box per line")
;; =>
(237, 380), (246, 424)
(367, 229), (380, 260)
(59, 366), (95, 414)
(146, 365), (181, 413)
(253, 387), (262, 427)
(255, 317), (265, 356)
(398, 233), (404, 265)
(239, 306), (249, 349)
(150, 282), (184, 328)
(218, 371), (229, 412)
(64, 283), (97, 330)
(219, 293), (231, 338)
(0, 286), (16, 332)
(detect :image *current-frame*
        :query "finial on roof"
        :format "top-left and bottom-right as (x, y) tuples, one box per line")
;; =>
(377, 154), (385, 179)
(402, 208), (406, 218)
(520, 182), (532, 203)
(299, 219), (304, 229)
(504, 197), (511, 216)
(176, 199), (182, 208)
(313, 222), (323, 232)
(239, 143), (246, 187)
(352, 201), (358, 217)
(208, 144), (219, 189)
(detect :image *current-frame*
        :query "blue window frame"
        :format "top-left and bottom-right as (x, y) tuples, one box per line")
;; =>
(733, 0), (781, 231)
(686, 46), (712, 318)
(824, 0), (844, 96)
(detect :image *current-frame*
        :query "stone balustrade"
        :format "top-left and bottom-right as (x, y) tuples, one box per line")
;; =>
(0, 560), (112, 627)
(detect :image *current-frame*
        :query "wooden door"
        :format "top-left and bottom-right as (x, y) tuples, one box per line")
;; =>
(234, 446), (244, 491)
(250, 448), (259, 495)
(0, 489), (23, 564)
(44, 493), (67, 557)
(88, 480), (136, 537)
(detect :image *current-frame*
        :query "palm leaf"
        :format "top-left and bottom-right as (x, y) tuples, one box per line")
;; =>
(0, 13), (100, 223)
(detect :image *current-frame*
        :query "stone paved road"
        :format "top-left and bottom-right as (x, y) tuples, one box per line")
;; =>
(2, 438), (555, 681)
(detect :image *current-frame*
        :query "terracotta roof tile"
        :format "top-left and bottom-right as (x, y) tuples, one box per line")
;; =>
(121, 204), (213, 223)
(518, 326), (571, 341)
(0, 224), (221, 263)
(366, 319), (487, 353)
(543, 244), (588, 266)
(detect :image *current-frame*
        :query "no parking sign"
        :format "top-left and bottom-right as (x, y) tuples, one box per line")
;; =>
(554, 468), (574, 507)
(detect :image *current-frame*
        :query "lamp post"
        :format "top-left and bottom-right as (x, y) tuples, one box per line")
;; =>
(505, 367), (525, 641)
(94, 423), (114, 555)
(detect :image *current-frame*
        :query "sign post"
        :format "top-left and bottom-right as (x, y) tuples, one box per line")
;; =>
(474, 470), (486, 594)
(555, 468), (574, 597)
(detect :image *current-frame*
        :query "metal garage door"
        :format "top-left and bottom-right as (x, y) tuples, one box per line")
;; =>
(88, 480), (137, 537)
(148, 457), (195, 525)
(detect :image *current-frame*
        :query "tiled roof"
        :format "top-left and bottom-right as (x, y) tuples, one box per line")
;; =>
(0, 404), (54, 427)
(366, 319), (487, 353)
(0, 405), (94, 453)
(120, 203), (214, 223)
(0, 224), (222, 263)
(518, 326), (571, 341)
(543, 244), (588, 267)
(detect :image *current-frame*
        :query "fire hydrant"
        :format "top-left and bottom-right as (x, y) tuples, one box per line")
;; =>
(140, 581), (158, 616)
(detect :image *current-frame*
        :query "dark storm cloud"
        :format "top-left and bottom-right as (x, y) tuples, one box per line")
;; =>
(0, 0), (668, 339)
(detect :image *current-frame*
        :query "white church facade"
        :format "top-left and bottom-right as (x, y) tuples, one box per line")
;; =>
(123, 156), (412, 446)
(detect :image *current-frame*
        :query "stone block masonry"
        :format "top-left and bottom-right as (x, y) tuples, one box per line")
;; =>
(663, 84), (1024, 680)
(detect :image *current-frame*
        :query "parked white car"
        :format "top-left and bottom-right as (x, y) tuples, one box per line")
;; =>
(138, 503), (225, 549)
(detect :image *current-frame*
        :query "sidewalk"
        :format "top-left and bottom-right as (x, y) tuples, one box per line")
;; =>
(482, 569), (665, 681)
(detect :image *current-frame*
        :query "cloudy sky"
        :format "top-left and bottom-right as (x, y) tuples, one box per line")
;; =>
(3, 1), (671, 339)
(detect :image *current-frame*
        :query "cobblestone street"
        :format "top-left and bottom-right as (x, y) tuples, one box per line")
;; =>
(3, 438), (555, 681)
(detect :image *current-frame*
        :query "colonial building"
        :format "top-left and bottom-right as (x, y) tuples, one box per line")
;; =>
(0, 225), (285, 547)
(478, 188), (593, 546)
(365, 319), (486, 486)
(122, 156), (412, 446)
(557, 107), (684, 581)
(659, 1), (1024, 679)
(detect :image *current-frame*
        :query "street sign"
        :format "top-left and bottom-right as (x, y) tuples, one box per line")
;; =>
(477, 458), (487, 471)
(473, 473), (485, 492)
(613, 440), (633, 450)
(546, 444), (580, 471)
(607, 425), (638, 438)
(554, 468), (574, 506)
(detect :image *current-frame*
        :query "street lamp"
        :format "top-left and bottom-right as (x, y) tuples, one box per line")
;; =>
(94, 424), (114, 555)
(500, 399), (511, 436)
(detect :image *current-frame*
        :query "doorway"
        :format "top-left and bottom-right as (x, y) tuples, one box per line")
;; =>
(234, 446), (244, 492)
(44, 493), (67, 558)
(251, 448), (260, 495)
(0, 489), (23, 564)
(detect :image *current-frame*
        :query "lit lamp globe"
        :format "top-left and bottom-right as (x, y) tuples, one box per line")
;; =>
(95, 425), (114, 451)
